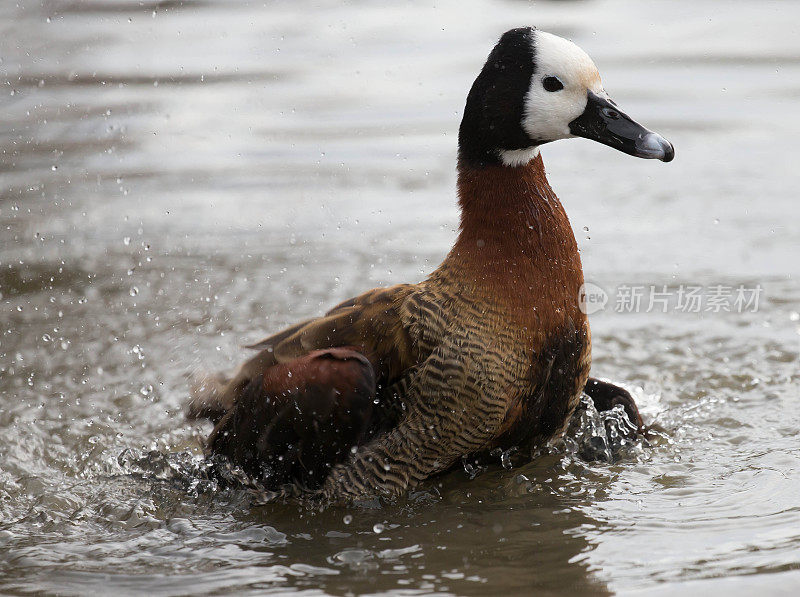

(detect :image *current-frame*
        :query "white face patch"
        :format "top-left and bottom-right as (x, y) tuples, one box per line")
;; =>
(520, 30), (605, 145)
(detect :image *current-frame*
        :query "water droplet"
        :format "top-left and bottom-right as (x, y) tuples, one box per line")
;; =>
(129, 287), (139, 296)
(343, 515), (352, 525)
(123, 236), (131, 246)
(373, 523), (384, 534)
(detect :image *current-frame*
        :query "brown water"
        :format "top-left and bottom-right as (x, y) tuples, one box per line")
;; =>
(2, 0), (799, 594)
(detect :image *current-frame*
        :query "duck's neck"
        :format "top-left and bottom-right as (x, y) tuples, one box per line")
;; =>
(440, 154), (585, 326)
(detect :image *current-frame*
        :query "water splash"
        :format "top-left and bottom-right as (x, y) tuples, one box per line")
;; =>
(560, 394), (647, 463)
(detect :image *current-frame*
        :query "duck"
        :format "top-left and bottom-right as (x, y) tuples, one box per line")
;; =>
(187, 26), (673, 502)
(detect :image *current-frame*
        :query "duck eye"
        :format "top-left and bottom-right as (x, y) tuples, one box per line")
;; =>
(542, 76), (564, 92)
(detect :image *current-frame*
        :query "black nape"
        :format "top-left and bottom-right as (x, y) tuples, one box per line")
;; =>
(458, 27), (540, 168)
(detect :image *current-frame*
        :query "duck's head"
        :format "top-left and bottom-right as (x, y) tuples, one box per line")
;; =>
(458, 27), (674, 168)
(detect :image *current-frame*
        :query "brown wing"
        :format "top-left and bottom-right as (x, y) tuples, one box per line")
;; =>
(187, 284), (419, 422)
(207, 347), (378, 490)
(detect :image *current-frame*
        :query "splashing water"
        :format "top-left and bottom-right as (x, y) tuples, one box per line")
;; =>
(2, 0), (800, 594)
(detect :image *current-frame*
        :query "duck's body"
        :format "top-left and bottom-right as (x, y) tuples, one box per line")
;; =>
(188, 27), (671, 501)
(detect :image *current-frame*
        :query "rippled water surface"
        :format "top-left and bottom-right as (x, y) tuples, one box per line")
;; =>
(2, 0), (799, 594)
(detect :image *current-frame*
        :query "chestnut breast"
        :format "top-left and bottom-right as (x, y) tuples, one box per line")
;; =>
(438, 155), (591, 444)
